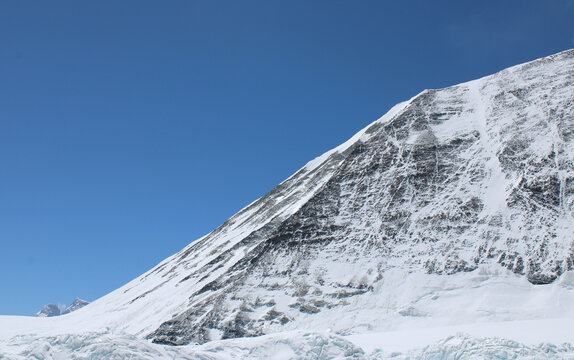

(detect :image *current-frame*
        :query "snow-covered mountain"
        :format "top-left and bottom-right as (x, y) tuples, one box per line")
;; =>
(34, 304), (61, 318)
(34, 299), (89, 318)
(61, 299), (89, 315)
(0, 49), (573, 359)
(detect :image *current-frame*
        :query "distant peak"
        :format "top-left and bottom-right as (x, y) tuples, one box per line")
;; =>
(35, 298), (90, 317)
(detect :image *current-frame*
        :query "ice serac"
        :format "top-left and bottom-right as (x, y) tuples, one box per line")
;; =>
(142, 49), (574, 344)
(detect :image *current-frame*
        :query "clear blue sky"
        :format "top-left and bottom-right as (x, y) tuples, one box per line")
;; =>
(1, 1), (572, 315)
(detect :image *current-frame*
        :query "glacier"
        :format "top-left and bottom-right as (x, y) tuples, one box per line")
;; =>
(0, 49), (573, 359)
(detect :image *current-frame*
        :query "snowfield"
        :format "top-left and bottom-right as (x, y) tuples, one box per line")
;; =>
(1, 49), (573, 359)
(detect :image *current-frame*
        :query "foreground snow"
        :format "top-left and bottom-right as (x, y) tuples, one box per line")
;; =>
(1, 323), (573, 359)
(1, 266), (573, 359)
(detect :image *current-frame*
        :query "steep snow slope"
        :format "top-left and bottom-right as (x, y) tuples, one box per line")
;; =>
(0, 49), (573, 358)
(0, 93), (414, 342)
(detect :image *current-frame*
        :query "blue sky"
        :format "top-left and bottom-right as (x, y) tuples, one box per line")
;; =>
(1, 1), (573, 315)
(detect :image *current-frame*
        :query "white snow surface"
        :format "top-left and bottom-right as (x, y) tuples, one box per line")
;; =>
(1, 267), (574, 358)
(1, 49), (573, 358)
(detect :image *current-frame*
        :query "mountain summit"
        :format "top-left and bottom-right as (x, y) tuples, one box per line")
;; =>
(1, 49), (573, 359)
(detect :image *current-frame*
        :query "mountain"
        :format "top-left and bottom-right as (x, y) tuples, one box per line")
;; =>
(146, 47), (574, 345)
(61, 299), (89, 315)
(0, 49), (573, 359)
(34, 299), (89, 318)
(35, 304), (61, 318)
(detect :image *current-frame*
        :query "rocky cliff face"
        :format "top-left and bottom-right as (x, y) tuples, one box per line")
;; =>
(138, 49), (574, 345)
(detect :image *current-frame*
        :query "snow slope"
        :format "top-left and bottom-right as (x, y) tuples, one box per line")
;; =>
(0, 49), (573, 358)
